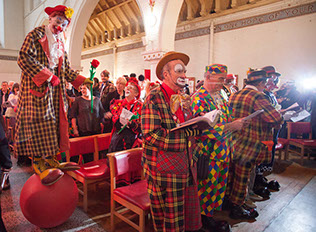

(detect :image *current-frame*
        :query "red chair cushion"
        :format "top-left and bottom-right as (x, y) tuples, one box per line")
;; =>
(289, 139), (316, 147)
(278, 138), (289, 145)
(73, 159), (109, 180)
(113, 180), (150, 211)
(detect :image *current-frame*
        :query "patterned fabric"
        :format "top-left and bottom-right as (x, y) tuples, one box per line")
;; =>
(227, 86), (283, 206)
(147, 180), (201, 232)
(227, 161), (255, 205)
(109, 98), (142, 152)
(228, 87), (283, 164)
(14, 25), (85, 158)
(198, 161), (228, 216)
(141, 84), (201, 231)
(191, 86), (233, 216)
(205, 64), (227, 74)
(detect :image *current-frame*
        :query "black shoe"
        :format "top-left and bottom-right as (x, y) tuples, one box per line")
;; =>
(242, 204), (259, 218)
(202, 215), (231, 232)
(267, 180), (280, 191)
(222, 198), (233, 211)
(229, 204), (259, 220)
(253, 186), (271, 199)
(254, 175), (268, 187)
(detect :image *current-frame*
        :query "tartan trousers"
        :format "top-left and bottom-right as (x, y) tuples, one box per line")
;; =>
(225, 159), (255, 206)
(147, 180), (201, 232)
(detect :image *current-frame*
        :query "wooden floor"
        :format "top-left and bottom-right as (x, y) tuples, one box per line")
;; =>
(2, 153), (315, 232)
(82, 154), (316, 232)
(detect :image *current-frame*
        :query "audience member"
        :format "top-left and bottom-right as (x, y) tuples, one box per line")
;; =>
(141, 51), (202, 231)
(108, 77), (142, 152)
(222, 74), (238, 99)
(14, 5), (89, 185)
(7, 81), (15, 93)
(0, 82), (10, 115)
(99, 69), (115, 100)
(144, 81), (159, 98)
(0, 109), (12, 232)
(102, 77), (126, 133)
(70, 83), (105, 137)
(4, 83), (19, 143)
(92, 77), (101, 98)
(227, 69), (283, 219)
(192, 64), (246, 232)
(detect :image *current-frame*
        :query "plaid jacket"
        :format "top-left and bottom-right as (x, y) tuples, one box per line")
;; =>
(15, 26), (85, 157)
(229, 87), (283, 164)
(141, 86), (199, 188)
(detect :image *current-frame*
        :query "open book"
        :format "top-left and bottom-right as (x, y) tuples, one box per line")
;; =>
(170, 109), (221, 132)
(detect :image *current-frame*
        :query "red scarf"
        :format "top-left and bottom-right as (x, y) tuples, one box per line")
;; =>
(161, 83), (185, 123)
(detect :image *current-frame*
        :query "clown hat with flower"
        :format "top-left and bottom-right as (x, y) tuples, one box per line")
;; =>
(45, 5), (74, 23)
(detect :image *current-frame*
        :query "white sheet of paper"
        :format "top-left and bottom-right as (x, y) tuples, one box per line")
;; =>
(204, 109), (221, 123)
(290, 110), (311, 122)
(120, 108), (134, 126)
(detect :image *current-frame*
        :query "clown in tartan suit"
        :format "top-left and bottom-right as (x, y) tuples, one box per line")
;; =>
(14, 5), (91, 186)
(141, 51), (202, 232)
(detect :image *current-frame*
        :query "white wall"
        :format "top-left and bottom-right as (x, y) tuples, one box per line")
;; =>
(81, 47), (146, 82)
(175, 34), (210, 82)
(214, 13), (316, 88)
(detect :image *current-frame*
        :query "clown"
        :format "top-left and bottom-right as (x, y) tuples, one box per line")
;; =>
(15, 5), (93, 186)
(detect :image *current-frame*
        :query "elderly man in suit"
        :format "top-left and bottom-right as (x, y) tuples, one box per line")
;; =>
(141, 51), (202, 232)
(15, 5), (92, 186)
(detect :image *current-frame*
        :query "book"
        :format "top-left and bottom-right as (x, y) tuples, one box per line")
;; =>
(170, 109), (221, 132)
(290, 110), (310, 122)
(279, 102), (299, 113)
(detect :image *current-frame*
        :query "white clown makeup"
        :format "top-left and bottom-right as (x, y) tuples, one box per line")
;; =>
(174, 63), (187, 87)
(49, 14), (69, 34)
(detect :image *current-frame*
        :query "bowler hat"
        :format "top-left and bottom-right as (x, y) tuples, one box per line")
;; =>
(247, 69), (267, 82)
(156, 51), (189, 81)
(262, 66), (281, 77)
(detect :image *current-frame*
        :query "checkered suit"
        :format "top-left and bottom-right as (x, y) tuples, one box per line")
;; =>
(191, 86), (234, 216)
(14, 26), (85, 158)
(227, 87), (283, 205)
(141, 86), (201, 231)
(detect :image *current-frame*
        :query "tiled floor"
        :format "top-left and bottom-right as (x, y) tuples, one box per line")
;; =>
(1, 153), (315, 232)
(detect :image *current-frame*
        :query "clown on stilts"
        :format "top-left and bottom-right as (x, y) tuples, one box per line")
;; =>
(15, 5), (93, 186)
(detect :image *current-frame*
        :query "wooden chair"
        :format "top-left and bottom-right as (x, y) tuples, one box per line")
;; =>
(95, 133), (112, 159)
(287, 122), (316, 165)
(108, 148), (150, 232)
(65, 134), (111, 212)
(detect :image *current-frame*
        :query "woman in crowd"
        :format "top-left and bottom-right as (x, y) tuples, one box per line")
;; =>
(4, 83), (19, 143)
(92, 77), (101, 98)
(69, 83), (105, 137)
(108, 77), (142, 152)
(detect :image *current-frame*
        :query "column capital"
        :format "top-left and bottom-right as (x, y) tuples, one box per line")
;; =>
(142, 50), (164, 61)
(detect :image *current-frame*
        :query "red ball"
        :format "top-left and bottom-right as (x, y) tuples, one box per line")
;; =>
(20, 173), (78, 228)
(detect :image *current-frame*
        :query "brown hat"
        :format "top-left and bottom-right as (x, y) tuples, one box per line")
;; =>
(247, 69), (267, 82)
(156, 51), (190, 81)
(262, 66), (281, 77)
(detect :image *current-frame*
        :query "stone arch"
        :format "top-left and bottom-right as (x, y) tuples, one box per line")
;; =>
(67, 0), (99, 70)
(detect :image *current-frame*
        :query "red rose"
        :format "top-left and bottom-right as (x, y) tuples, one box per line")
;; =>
(91, 59), (100, 68)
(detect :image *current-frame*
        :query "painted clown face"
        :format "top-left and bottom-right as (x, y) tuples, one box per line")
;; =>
(164, 60), (187, 91)
(49, 14), (69, 34)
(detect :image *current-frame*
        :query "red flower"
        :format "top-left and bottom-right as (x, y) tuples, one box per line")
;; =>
(91, 59), (100, 68)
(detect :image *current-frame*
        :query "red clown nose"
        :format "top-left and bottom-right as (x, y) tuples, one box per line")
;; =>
(57, 26), (63, 32)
